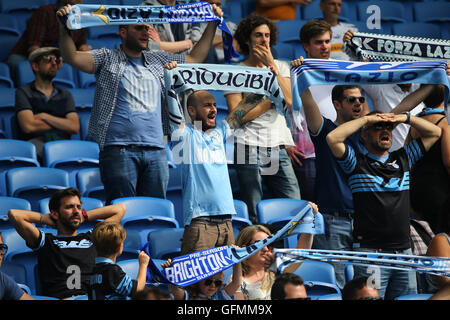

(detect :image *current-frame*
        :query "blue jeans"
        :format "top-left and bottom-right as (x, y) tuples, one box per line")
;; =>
(233, 144), (301, 224)
(353, 247), (418, 300)
(99, 146), (169, 205)
(312, 213), (353, 289)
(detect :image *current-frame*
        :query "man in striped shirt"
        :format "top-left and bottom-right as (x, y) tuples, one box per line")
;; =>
(326, 111), (441, 300)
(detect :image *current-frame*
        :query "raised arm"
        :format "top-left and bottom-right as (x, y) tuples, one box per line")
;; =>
(406, 114), (442, 152)
(7, 209), (51, 249)
(225, 93), (272, 129)
(57, 5), (95, 74)
(391, 84), (436, 114)
(86, 203), (126, 224)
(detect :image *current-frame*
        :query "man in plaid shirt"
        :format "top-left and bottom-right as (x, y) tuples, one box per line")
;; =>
(57, 3), (223, 205)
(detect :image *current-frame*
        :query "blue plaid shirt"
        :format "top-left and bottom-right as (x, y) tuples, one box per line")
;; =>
(89, 47), (185, 150)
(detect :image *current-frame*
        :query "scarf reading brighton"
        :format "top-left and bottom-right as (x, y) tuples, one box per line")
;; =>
(145, 203), (324, 287)
(272, 249), (450, 277)
(164, 63), (288, 132)
(61, 2), (239, 62)
(291, 59), (450, 120)
(345, 32), (450, 62)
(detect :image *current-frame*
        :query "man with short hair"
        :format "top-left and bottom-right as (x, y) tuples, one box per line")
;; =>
(57, 3), (223, 205)
(326, 111), (441, 299)
(15, 47), (80, 161)
(8, 188), (126, 299)
(342, 276), (381, 300)
(271, 273), (308, 300)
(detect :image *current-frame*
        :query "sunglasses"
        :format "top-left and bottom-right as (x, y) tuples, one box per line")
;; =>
(371, 123), (395, 131)
(0, 243), (8, 255)
(343, 96), (366, 104)
(41, 56), (63, 64)
(203, 279), (223, 287)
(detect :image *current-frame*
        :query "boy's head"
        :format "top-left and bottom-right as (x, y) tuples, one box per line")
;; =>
(92, 221), (126, 257)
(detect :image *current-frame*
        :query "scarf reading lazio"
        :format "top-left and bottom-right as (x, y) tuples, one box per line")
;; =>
(291, 59), (450, 121)
(272, 249), (450, 278)
(164, 63), (288, 133)
(145, 203), (324, 287)
(61, 2), (239, 62)
(344, 32), (450, 62)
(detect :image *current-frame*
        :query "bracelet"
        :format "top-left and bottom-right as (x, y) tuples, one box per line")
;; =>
(402, 111), (411, 124)
(81, 209), (88, 222)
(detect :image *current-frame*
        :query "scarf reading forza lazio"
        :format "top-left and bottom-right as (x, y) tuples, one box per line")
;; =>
(145, 204), (324, 287)
(344, 32), (450, 62)
(272, 249), (450, 277)
(164, 63), (288, 132)
(61, 2), (239, 62)
(291, 59), (450, 120)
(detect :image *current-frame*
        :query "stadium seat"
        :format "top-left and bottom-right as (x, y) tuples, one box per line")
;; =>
(76, 168), (105, 202)
(240, 0), (256, 18)
(147, 227), (184, 260)
(0, 91), (16, 139)
(223, 0), (243, 21)
(52, 63), (77, 89)
(357, 1), (408, 33)
(315, 293), (342, 300)
(413, 2), (450, 23)
(344, 264), (354, 283)
(392, 22), (442, 39)
(111, 197), (179, 253)
(78, 111), (92, 141)
(276, 20), (307, 44)
(0, 139), (40, 196)
(0, 196), (31, 230)
(166, 187), (183, 228)
(0, 62), (14, 88)
(15, 60), (34, 88)
(0, 260), (27, 286)
(68, 88), (95, 110)
(273, 43), (296, 61)
(117, 259), (139, 279)
(88, 25), (120, 40)
(294, 260), (341, 298)
(0, 0), (47, 33)
(394, 293), (433, 300)
(232, 199), (252, 237)
(301, 0), (356, 22)
(30, 295), (59, 300)
(42, 140), (99, 187)
(6, 167), (70, 211)
(88, 38), (121, 50)
(76, 71), (96, 89)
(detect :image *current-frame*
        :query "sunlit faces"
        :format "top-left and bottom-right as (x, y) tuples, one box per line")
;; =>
(335, 88), (365, 122)
(198, 272), (225, 297)
(246, 231), (271, 265)
(121, 24), (150, 52)
(363, 121), (394, 153)
(54, 195), (83, 232)
(320, 0), (342, 22)
(303, 31), (331, 59)
(34, 54), (61, 80)
(248, 24), (271, 52)
(188, 91), (218, 131)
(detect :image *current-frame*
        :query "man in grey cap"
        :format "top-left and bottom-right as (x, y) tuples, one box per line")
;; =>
(14, 46), (80, 161)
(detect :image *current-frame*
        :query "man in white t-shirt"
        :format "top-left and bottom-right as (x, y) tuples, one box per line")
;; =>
(224, 14), (301, 224)
(320, 0), (357, 61)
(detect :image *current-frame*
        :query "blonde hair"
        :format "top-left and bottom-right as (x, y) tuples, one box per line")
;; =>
(92, 221), (126, 256)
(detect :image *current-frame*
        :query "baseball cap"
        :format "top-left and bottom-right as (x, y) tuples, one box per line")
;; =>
(28, 47), (61, 63)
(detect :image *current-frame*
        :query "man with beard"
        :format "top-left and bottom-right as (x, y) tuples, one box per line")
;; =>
(14, 47), (80, 161)
(8, 188), (126, 299)
(326, 111), (441, 299)
(168, 85), (267, 254)
(56, 3), (223, 205)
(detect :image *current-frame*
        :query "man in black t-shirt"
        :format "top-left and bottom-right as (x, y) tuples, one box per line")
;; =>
(8, 188), (125, 299)
(327, 111), (441, 300)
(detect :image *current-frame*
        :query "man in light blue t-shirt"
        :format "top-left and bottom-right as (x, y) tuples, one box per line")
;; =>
(169, 88), (266, 255)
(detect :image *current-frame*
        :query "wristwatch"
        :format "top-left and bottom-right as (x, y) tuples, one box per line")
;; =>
(402, 111), (411, 124)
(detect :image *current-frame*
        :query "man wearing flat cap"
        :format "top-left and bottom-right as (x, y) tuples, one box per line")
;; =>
(14, 47), (80, 161)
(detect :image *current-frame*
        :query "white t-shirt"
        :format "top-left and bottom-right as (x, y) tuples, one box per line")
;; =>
(331, 22), (358, 61)
(225, 60), (294, 147)
(362, 83), (424, 151)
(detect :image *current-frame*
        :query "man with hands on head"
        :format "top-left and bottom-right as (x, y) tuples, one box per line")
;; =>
(8, 188), (126, 299)
(56, 3), (223, 206)
(326, 111), (441, 299)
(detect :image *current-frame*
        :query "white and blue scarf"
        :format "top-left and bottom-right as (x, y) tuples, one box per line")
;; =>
(291, 59), (450, 121)
(61, 2), (239, 62)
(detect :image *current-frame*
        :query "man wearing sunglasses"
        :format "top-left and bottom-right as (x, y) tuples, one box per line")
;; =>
(0, 232), (34, 300)
(14, 47), (80, 162)
(327, 111), (441, 299)
(56, 3), (223, 206)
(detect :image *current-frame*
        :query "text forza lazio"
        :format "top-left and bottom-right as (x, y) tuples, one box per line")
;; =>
(171, 67), (281, 96)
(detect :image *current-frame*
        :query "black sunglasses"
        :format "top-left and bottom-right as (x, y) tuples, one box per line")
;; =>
(203, 279), (223, 287)
(0, 243), (8, 255)
(41, 56), (63, 64)
(371, 123), (395, 131)
(343, 96), (366, 104)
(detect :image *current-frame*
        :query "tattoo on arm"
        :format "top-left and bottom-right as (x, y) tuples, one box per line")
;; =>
(226, 93), (267, 129)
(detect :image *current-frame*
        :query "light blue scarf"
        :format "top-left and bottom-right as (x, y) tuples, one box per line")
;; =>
(145, 203), (324, 287)
(291, 59), (450, 121)
(61, 2), (239, 62)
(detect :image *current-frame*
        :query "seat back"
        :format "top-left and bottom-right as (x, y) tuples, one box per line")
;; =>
(394, 293), (433, 300)
(392, 22), (442, 39)
(117, 259), (139, 279)
(256, 198), (310, 225)
(232, 199), (252, 237)
(76, 168), (105, 202)
(0, 196), (31, 230)
(147, 228), (184, 260)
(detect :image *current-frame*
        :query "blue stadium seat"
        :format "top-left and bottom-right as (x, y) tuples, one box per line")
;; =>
(68, 88), (95, 110)
(88, 25), (120, 40)
(42, 140), (99, 187)
(0, 0), (48, 33)
(31, 295), (60, 300)
(0, 139), (40, 196)
(294, 260), (341, 298)
(0, 261), (28, 289)
(357, 1), (408, 33)
(52, 63), (77, 89)
(117, 259), (139, 279)
(276, 20), (306, 44)
(223, 1), (243, 21)
(111, 197), (179, 254)
(88, 38), (121, 50)
(15, 60), (34, 88)
(240, 0), (256, 18)
(0, 88), (16, 139)
(147, 227), (184, 260)
(78, 111), (92, 141)
(166, 187), (183, 228)
(344, 264), (354, 283)
(6, 167), (70, 211)
(0, 196), (31, 230)
(76, 168), (105, 202)
(394, 293), (433, 300)
(0, 35), (19, 68)
(413, 2), (450, 23)
(273, 43), (296, 61)
(315, 293), (342, 300)
(210, 90), (228, 111)
(392, 22), (442, 39)
(121, 0), (140, 4)
(0, 63), (14, 88)
(76, 71), (96, 89)
(232, 199), (252, 238)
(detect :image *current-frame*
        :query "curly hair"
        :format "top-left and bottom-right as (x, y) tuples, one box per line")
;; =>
(234, 13), (279, 56)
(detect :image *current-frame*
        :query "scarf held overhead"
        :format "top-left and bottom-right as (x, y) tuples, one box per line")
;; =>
(61, 2), (239, 62)
(145, 203), (324, 287)
(291, 59), (450, 121)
